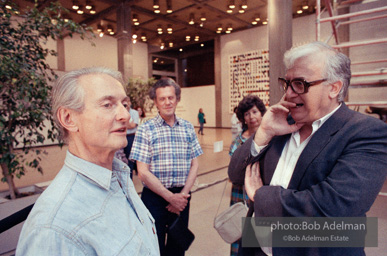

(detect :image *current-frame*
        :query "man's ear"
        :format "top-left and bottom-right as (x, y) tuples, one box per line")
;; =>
(329, 81), (343, 99)
(57, 107), (79, 133)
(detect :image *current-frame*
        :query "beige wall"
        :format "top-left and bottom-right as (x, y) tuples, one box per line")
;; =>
(64, 34), (118, 71)
(46, 35), (149, 80)
(179, 86), (216, 128)
(147, 86), (216, 128)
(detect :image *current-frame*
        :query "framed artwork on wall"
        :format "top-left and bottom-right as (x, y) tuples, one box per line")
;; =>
(229, 49), (270, 113)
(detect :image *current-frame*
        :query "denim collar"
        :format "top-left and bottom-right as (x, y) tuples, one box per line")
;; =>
(64, 151), (130, 191)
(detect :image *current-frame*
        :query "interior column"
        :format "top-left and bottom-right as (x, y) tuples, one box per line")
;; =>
(268, 0), (293, 105)
(116, 0), (133, 83)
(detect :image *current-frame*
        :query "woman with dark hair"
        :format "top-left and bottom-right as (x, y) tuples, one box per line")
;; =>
(228, 94), (266, 256)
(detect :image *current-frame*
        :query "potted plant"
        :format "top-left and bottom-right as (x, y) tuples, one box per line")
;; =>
(0, 0), (94, 199)
(125, 77), (156, 113)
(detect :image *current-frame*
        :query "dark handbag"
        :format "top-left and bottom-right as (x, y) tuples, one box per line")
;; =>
(168, 216), (195, 251)
(203, 118), (206, 124)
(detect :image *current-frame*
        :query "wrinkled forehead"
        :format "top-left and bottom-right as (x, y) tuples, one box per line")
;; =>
(79, 74), (126, 100)
(79, 73), (123, 89)
(285, 54), (326, 78)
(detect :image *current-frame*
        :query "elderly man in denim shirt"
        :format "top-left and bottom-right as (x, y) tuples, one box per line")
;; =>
(16, 67), (159, 256)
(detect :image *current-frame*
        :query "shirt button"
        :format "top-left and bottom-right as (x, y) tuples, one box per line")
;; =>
(140, 218), (144, 224)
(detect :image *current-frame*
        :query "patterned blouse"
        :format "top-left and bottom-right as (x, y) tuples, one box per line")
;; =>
(229, 132), (247, 156)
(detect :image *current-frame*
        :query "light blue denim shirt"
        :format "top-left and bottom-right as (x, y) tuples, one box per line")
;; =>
(16, 151), (159, 256)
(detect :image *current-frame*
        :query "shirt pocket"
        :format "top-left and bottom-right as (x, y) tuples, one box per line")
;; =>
(174, 136), (191, 159)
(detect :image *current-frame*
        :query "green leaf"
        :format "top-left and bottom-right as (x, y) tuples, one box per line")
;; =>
(0, 0), (94, 196)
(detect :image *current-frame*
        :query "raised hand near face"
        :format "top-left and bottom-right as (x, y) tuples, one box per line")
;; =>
(254, 95), (304, 146)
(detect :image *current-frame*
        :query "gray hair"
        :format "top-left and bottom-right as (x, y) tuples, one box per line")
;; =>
(283, 41), (351, 102)
(51, 67), (124, 141)
(149, 77), (181, 101)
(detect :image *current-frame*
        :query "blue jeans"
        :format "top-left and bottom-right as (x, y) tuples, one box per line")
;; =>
(198, 122), (204, 134)
(141, 187), (191, 256)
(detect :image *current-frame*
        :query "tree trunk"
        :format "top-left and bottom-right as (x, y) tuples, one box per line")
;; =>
(1, 163), (19, 199)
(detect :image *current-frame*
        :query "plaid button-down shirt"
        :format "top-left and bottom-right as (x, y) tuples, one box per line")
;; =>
(130, 114), (203, 188)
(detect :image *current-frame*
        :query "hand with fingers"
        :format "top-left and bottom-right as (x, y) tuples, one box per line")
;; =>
(167, 192), (190, 212)
(255, 95), (304, 146)
(244, 162), (264, 201)
(166, 204), (181, 214)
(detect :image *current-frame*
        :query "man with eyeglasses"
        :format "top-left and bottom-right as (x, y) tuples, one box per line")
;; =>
(229, 42), (387, 256)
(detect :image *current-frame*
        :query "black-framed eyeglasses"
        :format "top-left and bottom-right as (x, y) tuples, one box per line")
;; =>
(278, 77), (327, 94)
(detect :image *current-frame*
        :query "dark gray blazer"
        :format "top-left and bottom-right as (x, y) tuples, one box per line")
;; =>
(228, 104), (387, 256)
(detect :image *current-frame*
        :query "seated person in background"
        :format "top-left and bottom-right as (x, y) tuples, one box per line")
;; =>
(16, 67), (159, 256)
(229, 42), (387, 256)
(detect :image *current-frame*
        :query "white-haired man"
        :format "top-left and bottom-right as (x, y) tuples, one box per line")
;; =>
(229, 42), (387, 256)
(16, 67), (159, 255)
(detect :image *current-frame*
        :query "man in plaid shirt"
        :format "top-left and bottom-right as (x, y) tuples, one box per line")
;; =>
(130, 78), (203, 256)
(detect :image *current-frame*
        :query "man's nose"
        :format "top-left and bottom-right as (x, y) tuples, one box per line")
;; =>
(285, 85), (297, 98)
(118, 104), (130, 120)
